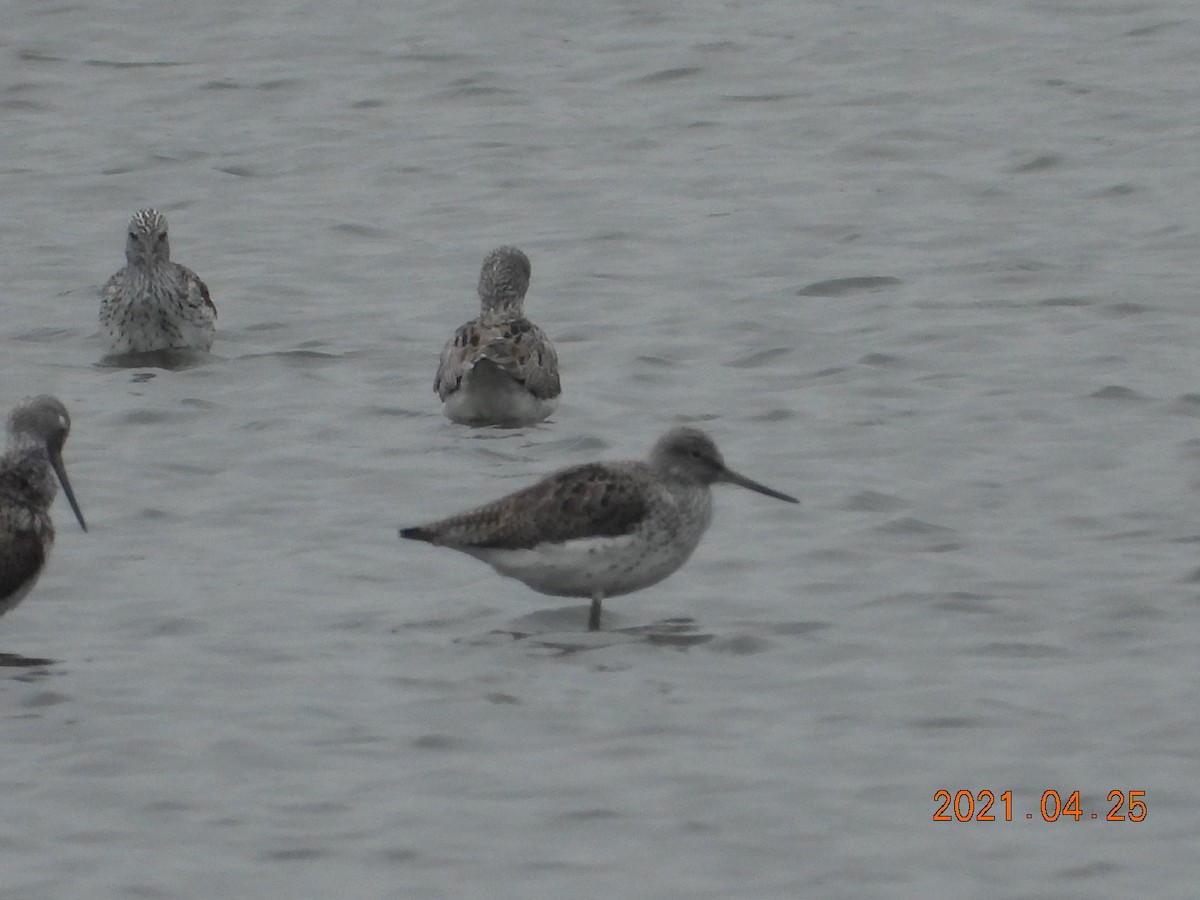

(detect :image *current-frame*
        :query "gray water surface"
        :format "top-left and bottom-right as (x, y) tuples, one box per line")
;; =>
(3, 0), (1198, 897)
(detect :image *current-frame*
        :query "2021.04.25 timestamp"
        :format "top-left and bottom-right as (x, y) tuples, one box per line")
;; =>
(933, 789), (1146, 822)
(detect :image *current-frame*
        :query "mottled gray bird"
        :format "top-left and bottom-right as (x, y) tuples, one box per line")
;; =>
(100, 208), (216, 354)
(434, 247), (560, 427)
(0, 396), (87, 619)
(400, 427), (797, 630)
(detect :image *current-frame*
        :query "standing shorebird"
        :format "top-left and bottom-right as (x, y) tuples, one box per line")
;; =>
(400, 427), (797, 630)
(100, 208), (217, 354)
(433, 246), (560, 427)
(0, 396), (87, 620)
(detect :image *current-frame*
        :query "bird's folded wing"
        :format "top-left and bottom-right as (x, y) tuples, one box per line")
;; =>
(0, 530), (45, 608)
(434, 320), (479, 399)
(408, 463), (652, 550)
(179, 265), (217, 319)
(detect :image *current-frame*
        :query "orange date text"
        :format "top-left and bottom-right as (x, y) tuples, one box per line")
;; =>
(933, 789), (1146, 822)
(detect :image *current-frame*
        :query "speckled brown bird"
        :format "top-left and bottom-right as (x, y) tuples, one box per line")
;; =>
(434, 246), (560, 427)
(400, 428), (797, 630)
(100, 208), (216, 354)
(0, 396), (87, 619)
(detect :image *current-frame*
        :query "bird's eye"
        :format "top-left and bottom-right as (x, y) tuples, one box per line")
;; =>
(128, 232), (138, 241)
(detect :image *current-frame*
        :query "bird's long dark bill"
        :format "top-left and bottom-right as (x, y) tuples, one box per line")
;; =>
(721, 468), (799, 504)
(50, 453), (88, 532)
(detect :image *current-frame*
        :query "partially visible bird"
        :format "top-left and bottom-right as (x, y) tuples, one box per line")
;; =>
(0, 396), (87, 619)
(434, 246), (560, 427)
(100, 208), (217, 354)
(400, 427), (797, 630)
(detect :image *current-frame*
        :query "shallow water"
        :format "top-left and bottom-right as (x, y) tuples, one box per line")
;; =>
(3, 0), (1199, 896)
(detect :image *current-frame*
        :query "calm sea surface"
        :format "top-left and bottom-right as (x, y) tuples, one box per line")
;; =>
(3, 0), (1199, 896)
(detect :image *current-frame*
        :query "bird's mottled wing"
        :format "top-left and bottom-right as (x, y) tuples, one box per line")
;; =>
(0, 529), (45, 613)
(434, 317), (560, 401)
(434, 319), (480, 400)
(178, 265), (217, 321)
(477, 319), (560, 400)
(402, 462), (652, 549)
